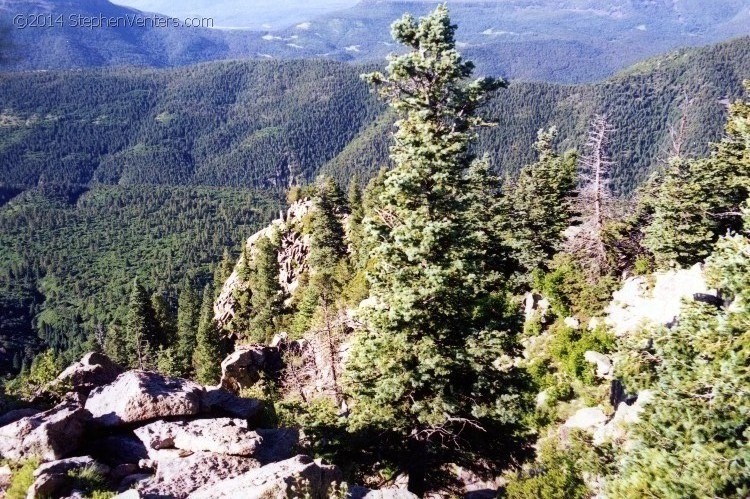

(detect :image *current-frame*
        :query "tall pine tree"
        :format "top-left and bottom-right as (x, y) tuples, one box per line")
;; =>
(175, 283), (200, 376)
(247, 232), (284, 343)
(345, 6), (529, 494)
(644, 82), (749, 267)
(124, 279), (158, 369)
(507, 127), (577, 278)
(193, 284), (224, 385)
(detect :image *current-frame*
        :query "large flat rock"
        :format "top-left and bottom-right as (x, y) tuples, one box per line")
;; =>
(85, 371), (204, 427)
(187, 455), (341, 499)
(0, 394), (88, 461)
(134, 418), (263, 457)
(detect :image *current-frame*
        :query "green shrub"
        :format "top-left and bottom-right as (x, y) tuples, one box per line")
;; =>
(632, 255), (653, 276)
(504, 433), (614, 499)
(548, 322), (615, 385)
(276, 398), (343, 462)
(239, 375), (280, 427)
(503, 439), (588, 499)
(5, 350), (63, 401)
(68, 465), (114, 498)
(6, 460), (39, 499)
(534, 255), (617, 319)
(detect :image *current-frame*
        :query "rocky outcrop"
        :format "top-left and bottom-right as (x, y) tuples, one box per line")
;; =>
(219, 345), (283, 393)
(214, 199), (314, 331)
(0, 353), (342, 499)
(0, 394), (88, 461)
(28, 456), (109, 499)
(563, 407), (609, 431)
(562, 391), (654, 448)
(584, 351), (613, 379)
(187, 455), (342, 499)
(594, 390), (654, 446)
(51, 352), (124, 397)
(523, 292), (550, 323)
(0, 408), (41, 427)
(85, 371), (204, 427)
(605, 263), (717, 336)
(135, 452), (260, 499)
(349, 486), (418, 498)
(134, 418), (263, 457)
(200, 387), (263, 420)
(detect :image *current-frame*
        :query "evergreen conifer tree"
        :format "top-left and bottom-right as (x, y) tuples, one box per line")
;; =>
(124, 279), (158, 369)
(175, 284), (200, 376)
(609, 203), (750, 497)
(309, 176), (347, 278)
(346, 6), (529, 494)
(644, 82), (749, 267)
(347, 177), (366, 269)
(247, 233), (284, 343)
(214, 249), (235, 294)
(507, 127), (577, 277)
(150, 292), (176, 347)
(193, 284), (224, 385)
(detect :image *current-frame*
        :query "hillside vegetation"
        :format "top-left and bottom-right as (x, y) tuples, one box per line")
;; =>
(0, 185), (280, 373)
(0, 6), (748, 499)
(2, 36), (750, 196)
(1, 0), (748, 83)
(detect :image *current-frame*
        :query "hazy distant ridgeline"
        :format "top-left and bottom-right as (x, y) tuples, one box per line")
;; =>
(0, 0), (748, 82)
(1, 36), (749, 196)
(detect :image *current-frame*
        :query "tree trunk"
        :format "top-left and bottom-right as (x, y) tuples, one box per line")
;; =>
(407, 438), (427, 497)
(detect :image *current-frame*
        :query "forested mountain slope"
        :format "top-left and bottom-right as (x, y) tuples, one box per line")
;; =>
(0, 59), (383, 189)
(0, 185), (281, 374)
(1, 0), (748, 83)
(332, 36), (750, 193)
(267, 0), (750, 82)
(2, 36), (749, 196)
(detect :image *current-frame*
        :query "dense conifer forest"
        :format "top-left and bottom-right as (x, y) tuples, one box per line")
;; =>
(1, 37), (749, 193)
(0, 186), (280, 373)
(0, 5), (748, 499)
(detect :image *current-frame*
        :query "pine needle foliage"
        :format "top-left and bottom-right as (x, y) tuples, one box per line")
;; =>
(345, 5), (530, 494)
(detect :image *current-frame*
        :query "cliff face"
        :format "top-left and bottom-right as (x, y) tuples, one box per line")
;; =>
(213, 200), (313, 331)
(213, 197), (357, 405)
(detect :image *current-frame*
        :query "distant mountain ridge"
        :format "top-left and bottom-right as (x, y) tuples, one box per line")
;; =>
(1, 0), (748, 82)
(1, 36), (748, 196)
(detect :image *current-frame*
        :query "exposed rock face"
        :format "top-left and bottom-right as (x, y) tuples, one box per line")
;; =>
(200, 387), (263, 421)
(214, 199), (314, 331)
(219, 345), (282, 393)
(584, 351), (613, 379)
(349, 486), (418, 498)
(594, 390), (654, 446)
(187, 455), (342, 499)
(136, 452), (260, 499)
(0, 408), (41, 427)
(523, 292), (550, 323)
(51, 352), (124, 396)
(564, 317), (580, 330)
(0, 394), (88, 461)
(28, 456), (109, 499)
(85, 371), (204, 427)
(134, 418), (263, 457)
(563, 407), (609, 431)
(605, 263), (717, 336)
